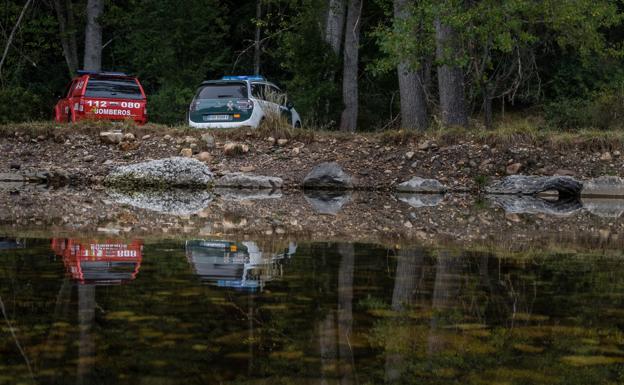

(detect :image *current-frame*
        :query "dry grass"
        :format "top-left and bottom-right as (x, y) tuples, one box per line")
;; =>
(2, 114), (624, 151)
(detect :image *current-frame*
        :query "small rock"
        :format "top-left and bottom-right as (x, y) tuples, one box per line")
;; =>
(614, 150), (621, 157)
(119, 141), (139, 151)
(223, 142), (249, 156)
(292, 147), (300, 155)
(403, 221), (413, 229)
(201, 133), (215, 148)
(240, 165), (256, 173)
(184, 136), (197, 144)
(196, 152), (211, 162)
(303, 162), (353, 190)
(418, 140), (437, 151)
(554, 169), (575, 176)
(405, 151), (415, 160)
(164, 134), (172, 140)
(601, 152), (613, 161)
(180, 148), (193, 157)
(100, 131), (123, 144)
(142, 134), (151, 140)
(277, 138), (289, 146)
(123, 133), (136, 141)
(267, 137), (276, 145)
(506, 162), (523, 175)
(83, 155), (95, 162)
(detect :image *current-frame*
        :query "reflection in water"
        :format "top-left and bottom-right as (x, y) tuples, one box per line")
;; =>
(582, 198), (624, 218)
(51, 239), (143, 285)
(107, 189), (214, 215)
(0, 237), (24, 249)
(185, 239), (296, 291)
(1, 239), (624, 384)
(304, 190), (352, 215)
(397, 193), (444, 208)
(487, 194), (583, 216)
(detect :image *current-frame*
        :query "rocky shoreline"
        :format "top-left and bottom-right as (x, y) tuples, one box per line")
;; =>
(2, 125), (624, 193)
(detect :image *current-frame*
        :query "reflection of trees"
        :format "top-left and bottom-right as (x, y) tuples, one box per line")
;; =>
(385, 247), (425, 383)
(77, 284), (95, 385)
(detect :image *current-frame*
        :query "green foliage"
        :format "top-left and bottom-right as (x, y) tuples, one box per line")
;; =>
(147, 85), (195, 125)
(0, 87), (44, 123)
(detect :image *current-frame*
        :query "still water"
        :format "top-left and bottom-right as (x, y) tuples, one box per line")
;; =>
(1, 237), (624, 384)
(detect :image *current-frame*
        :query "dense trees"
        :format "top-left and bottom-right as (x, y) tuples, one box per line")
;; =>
(0, 0), (623, 129)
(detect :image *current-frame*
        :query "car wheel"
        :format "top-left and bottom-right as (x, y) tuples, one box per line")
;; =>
(67, 110), (73, 123)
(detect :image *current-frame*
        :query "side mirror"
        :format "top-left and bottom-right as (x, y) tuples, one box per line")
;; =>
(286, 101), (294, 110)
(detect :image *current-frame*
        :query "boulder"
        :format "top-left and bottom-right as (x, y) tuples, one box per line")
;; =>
(105, 157), (213, 188)
(487, 195), (583, 217)
(396, 177), (446, 193)
(100, 131), (123, 144)
(216, 173), (283, 189)
(304, 190), (351, 215)
(107, 189), (213, 215)
(201, 133), (215, 148)
(486, 175), (583, 197)
(506, 162), (522, 175)
(302, 162), (353, 190)
(581, 176), (624, 197)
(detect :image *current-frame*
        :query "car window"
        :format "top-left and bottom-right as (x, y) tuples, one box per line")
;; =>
(197, 83), (247, 99)
(251, 83), (265, 99)
(265, 85), (286, 105)
(85, 77), (143, 100)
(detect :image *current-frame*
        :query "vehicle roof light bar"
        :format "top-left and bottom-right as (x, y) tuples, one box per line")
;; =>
(77, 70), (129, 76)
(221, 75), (266, 81)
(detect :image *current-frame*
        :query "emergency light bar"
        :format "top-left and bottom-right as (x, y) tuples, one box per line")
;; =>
(221, 75), (266, 81)
(77, 70), (129, 76)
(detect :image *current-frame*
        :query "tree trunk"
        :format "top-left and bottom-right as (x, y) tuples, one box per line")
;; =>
(254, 0), (262, 75)
(435, 17), (468, 127)
(0, 0), (34, 77)
(325, 0), (346, 55)
(83, 0), (104, 72)
(53, 0), (79, 75)
(394, 0), (427, 130)
(339, 0), (363, 132)
(427, 250), (461, 354)
(483, 86), (493, 130)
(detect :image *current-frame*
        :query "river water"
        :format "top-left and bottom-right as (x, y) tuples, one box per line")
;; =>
(1, 236), (624, 384)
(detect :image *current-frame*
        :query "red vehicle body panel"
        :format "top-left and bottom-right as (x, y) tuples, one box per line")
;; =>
(51, 238), (143, 285)
(54, 73), (148, 125)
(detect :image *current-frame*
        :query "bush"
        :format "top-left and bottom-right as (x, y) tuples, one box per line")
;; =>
(0, 87), (45, 123)
(147, 85), (194, 125)
(545, 84), (624, 130)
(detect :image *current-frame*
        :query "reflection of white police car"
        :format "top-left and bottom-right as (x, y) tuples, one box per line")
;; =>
(188, 75), (301, 129)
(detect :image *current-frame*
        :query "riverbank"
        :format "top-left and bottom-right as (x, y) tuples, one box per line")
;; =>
(1, 121), (624, 190)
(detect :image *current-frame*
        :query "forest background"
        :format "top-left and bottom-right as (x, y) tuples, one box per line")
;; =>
(1, 0), (624, 132)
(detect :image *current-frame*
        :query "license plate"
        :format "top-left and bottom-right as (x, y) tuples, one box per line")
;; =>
(203, 114), (231, 121)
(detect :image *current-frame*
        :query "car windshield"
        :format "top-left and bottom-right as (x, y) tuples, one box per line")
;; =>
(197, 83), (247, 99)
(85, 77), (143, 100)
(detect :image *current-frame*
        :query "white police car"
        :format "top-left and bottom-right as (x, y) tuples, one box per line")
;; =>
(188, 75), (301, 129)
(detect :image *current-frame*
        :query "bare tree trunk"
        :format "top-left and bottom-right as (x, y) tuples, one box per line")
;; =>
(483, 85), (493, 129)
(53, 0), (79, 75)
(394, 0), (427, 131)
(435, 17), (468, 127)
(325, 0), (346, 55)
(83, 0), (104, 72)
(0, 0), (34, 77)
(254, 0), (262, 75)
(318, 313), (337, 385)
(339, 0), (363, 132)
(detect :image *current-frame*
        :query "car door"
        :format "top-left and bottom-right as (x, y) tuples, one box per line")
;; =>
(55, 80), (74, 122)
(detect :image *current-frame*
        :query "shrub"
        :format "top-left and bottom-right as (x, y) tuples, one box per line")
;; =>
(0, 87), (45, 123)
(147, 85), (194, 125)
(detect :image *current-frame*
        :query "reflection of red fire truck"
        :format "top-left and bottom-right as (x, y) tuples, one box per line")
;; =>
(51, 239), (143, 285)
